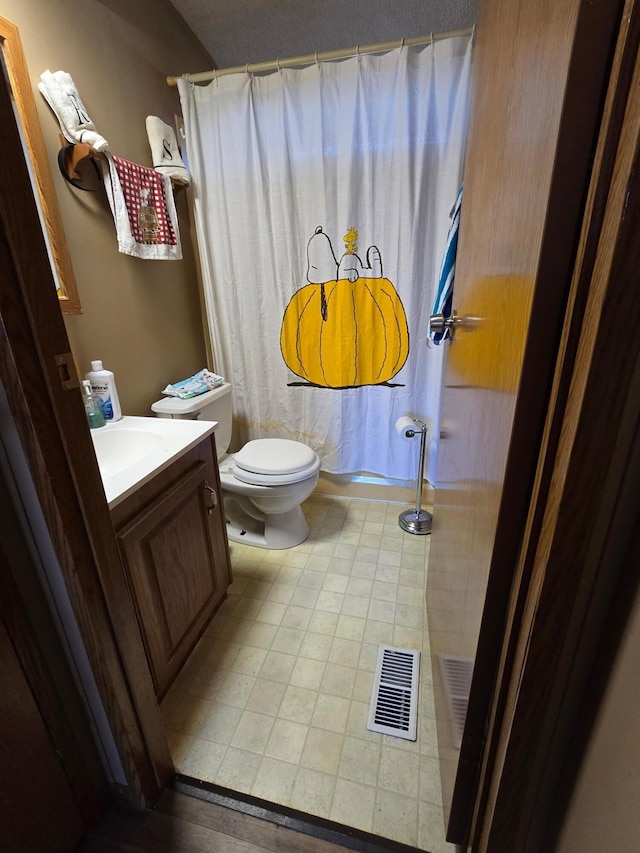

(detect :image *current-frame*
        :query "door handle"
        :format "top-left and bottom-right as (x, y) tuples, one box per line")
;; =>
(204, 482), (217, 515)
(429, 310), (479, 338)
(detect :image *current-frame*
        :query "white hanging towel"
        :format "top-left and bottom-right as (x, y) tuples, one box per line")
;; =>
(145, 116), (190, 186)
(38, 70), (109, 152)
(429, 187), (463, 344)
(101, 153), (182, 260)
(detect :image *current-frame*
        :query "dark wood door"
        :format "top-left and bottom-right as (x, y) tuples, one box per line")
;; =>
(426, 0), (625, 843)
(0, 615), (85, 851)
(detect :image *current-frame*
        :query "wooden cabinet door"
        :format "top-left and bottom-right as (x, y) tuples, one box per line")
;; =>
(117, 459), (226, 698)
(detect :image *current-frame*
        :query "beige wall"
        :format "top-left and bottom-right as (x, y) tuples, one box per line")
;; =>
(556, 581), (640, 853)
(3, 0), (212, 415)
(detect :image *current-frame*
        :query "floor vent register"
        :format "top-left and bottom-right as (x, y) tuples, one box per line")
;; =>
(367, 645), (420, 741)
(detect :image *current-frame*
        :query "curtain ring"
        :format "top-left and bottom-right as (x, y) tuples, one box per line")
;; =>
(356, 44), (360, 60)
(400, 37), (405, 49)
(277, 57), (281, 72)
(430, 31), (434, 48)
(315, 50), (320, 68)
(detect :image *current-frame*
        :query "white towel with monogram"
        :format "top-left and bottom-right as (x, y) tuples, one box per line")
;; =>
(145, 116), (190, 185)
(38, 70), (109, 152)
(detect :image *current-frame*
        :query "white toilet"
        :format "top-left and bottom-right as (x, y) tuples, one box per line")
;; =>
(151, 383), (321, 549)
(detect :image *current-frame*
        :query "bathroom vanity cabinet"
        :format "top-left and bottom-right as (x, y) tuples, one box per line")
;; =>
(110, 435), (231, 699)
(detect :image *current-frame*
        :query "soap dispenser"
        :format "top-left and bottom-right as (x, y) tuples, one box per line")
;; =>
(82, 380), (106, 429)
(85, 360), (122, 421)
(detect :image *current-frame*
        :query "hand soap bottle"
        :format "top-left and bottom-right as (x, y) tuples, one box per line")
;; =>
(82, 380), (106, 429)
(85, 360), (122, 422)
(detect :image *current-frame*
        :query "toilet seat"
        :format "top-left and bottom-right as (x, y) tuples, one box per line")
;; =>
(233, 438), (321, 486)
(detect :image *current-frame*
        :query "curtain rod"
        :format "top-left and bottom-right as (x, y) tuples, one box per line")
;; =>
(166, 27), (473, 87)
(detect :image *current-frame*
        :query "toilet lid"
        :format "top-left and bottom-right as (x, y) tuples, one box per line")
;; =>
(234, 438), (317, 476)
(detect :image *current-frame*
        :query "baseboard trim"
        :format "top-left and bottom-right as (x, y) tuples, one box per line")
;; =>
(315, 472), (434, 506)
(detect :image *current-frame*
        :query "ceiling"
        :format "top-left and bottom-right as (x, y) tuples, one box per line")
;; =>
(169, 0), (477, 72)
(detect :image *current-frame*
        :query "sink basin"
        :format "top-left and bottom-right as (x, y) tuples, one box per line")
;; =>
(90, 416), (218, 508)
(91, 428), (164, 478)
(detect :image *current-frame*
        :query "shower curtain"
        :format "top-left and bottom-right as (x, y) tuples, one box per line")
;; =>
(178, 35), (472, 482)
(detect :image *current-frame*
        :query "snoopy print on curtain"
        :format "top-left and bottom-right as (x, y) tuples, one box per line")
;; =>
(280, 227), (409, 388)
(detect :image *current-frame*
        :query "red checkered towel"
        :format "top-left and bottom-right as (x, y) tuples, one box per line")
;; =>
(102, 153), (182, 259)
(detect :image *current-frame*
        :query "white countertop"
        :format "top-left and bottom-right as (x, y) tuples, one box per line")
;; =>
(90, 415), (218, 509)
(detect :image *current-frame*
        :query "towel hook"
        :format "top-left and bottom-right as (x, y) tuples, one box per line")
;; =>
(57, 142), (103, 192)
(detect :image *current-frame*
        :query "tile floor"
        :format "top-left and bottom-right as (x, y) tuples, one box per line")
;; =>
(161, 494), (456, 852)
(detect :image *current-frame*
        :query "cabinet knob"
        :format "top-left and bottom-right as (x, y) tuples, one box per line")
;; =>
(204, 482), (218, 514)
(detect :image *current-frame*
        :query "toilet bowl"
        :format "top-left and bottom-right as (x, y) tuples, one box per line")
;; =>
(151, 384), (320, 549)
(219, 441), (320, 549)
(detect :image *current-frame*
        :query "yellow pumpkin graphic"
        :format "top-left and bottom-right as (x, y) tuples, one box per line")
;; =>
(280, 227), (409, 388)
(281, 277), (409, 388)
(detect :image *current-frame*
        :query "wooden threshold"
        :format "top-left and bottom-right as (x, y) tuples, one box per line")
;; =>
(79, 784), (423, 853)
(172, 775), (422, 853)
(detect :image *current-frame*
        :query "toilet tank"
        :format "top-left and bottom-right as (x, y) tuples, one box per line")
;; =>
(150, 382), (232, 459)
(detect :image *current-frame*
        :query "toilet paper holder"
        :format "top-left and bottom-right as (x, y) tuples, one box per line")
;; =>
(397, 417), (432, 535)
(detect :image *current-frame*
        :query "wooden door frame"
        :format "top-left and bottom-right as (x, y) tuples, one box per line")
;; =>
(0, 43), (171, 807)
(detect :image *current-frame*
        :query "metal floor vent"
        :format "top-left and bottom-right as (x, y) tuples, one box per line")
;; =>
(438, 654), (474, 749)
(367, 645), (420, 741)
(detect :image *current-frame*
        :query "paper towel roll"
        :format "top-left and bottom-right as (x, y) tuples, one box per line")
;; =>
(395, 415), (417, 438)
